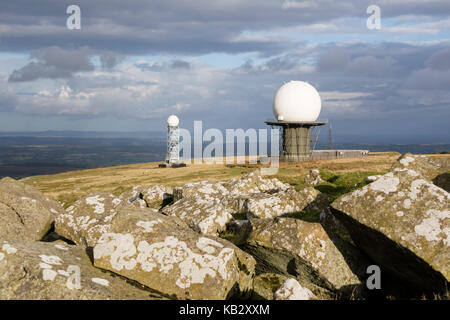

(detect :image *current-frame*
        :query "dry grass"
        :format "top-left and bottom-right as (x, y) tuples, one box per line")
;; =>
(21, 152), (450, 207)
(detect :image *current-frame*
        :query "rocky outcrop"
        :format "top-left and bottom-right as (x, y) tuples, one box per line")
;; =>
(162, 196), (232, 236)
(119, 185), (172, 209)
(173, 181), (229, 203)
(331, 165), (449, 294)
(0, 240), (159, 300)
(304, 169), (324, 186)
(245, 217), (370, 294)
(391, 153), (445, 181)
(223, 171), (291, 196)
(0, 177), (62, 241)
(55, 192), (154, 247)
(243, 187), (328, 219)
(92, 207), (256, 299)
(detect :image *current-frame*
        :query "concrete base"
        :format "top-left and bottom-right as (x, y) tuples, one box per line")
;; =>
(158, 163), (187, 168)
(310, 150), (369, 161)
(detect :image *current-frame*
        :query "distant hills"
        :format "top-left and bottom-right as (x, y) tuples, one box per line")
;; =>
(0, 131), (449, 179)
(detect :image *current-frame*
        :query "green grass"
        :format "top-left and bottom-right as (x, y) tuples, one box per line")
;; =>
(314, 170), (387, 203)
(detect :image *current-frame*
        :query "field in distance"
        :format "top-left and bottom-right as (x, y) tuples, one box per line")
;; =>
(21, 152), (450, 208)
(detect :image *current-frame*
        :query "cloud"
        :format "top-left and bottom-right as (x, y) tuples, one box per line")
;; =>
(8, 46), (95, 82)
(171, 60), (191, 70)
(8, 46), (124, 82)
(317, 49), (349, 72)
(425, 48), (450, 69)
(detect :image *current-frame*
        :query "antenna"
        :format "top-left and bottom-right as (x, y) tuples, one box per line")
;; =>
(328, 122), (333, 150)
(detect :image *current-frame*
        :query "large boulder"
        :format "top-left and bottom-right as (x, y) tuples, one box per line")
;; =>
(92, 207), (256, 300)
(0, 177), (63, 241)
(223, 171), (291, 196)
(161, 196), (232, 236)
(391, 153), (444, 181)
(331, 168), (450, 294)
(0, 240), (159, 299)
(245, 217), (370, 294)
(173, 181), (229, 203)
(243, 187), (328, 219)
(55, 192), (152, 247)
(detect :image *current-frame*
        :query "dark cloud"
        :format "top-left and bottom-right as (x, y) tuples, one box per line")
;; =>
(317, 49), (349, 72)
(425, 48), (450, 70)
(99, 51), (123, 69)
(8, 46), (94, 82)
(2, 0), (449, 57)
(171, 60), (190, 69)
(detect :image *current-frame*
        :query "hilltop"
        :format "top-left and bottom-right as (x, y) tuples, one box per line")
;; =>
(21, 151), (448, 208)
(0, 151), (448, 300)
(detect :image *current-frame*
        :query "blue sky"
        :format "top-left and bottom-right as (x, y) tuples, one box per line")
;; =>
(0, 0), (449, 143)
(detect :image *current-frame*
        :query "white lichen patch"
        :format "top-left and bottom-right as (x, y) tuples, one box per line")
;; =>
(94, 233), (235, 289)
(414, 209), (450, 246)
(92, 278), (109, 286)
(403, 199), (412, 209)
(136, 219), (162, 233)
(42, 269), (58, 281)
(2, 243), (17, 254)
(369, 173), (400, 194)
(39, 254), (63, 265)
(85, 195), (105, 214)
(396, 211), (404, 217)
(399, 156), (415, 167)
(274, 278), (316, 300)
(55, 244), (69, 251)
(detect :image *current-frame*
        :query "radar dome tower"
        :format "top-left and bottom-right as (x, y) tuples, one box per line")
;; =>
(266, 81), (327, 161)
(166, 115), (180, 165)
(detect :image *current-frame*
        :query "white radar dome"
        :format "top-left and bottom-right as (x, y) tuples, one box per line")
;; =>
(273, 81), (321, 122)
(167, 115), (179, 127)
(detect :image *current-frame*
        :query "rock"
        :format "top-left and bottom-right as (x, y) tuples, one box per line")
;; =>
(161, 196), (232, 236)
(391, 153), (444, 181)
(92, 207), (256, 299)
(331, 168), (450, 294)
(274, 278), (317, 300)
(173, 181), (229, 202)
(55, 192), (154, 247)
(221, 220), (252, 246)
(141, 185), (173, 209)
(0, 240), (159, 299)
(223, 171), (291, 196)
(245, 217), (369, 293)
(366, 175), (382, 182)
(119, 187), (148, 209)
(0, 177), (63, 241)
(251, 273), (290, 300)
(119, 185), (172, 209)
(304, 169), (324, 186)
(252, 273), (316, 300)
(243, 187), (329, 219)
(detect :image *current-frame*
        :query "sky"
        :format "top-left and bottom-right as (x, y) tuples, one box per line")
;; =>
(0, 0), (449, 143)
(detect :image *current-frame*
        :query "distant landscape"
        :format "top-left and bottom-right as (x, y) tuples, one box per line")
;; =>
(0, 131), (449, 179)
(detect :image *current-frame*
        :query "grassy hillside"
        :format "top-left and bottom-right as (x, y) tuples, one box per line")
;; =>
(21, 152), (450, 208)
